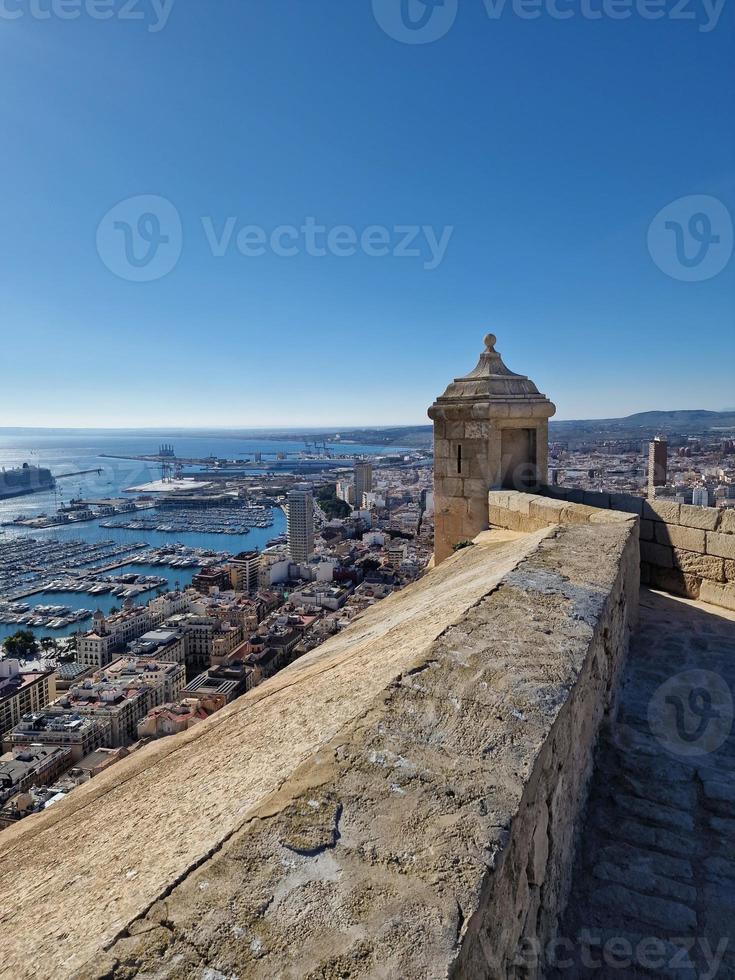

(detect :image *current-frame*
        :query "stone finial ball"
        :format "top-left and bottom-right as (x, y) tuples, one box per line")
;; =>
(484, 333), (497, 351)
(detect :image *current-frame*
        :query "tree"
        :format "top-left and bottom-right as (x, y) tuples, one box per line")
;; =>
(3, 629), (39, 659)
(316, 484), (351, 519)
(40, 636), (57, 655)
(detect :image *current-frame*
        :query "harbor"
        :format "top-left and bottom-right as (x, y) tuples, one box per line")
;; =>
(0, 431), (394, 645)
(101, 504), (274, 536)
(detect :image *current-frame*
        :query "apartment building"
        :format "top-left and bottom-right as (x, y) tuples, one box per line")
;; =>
(0, 662), (56, 741)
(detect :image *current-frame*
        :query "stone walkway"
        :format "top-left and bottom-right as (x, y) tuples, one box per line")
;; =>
(551, 589), (735, 980)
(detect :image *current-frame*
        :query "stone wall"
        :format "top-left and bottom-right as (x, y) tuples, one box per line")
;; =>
(530, 487), (735, 611)
(0, 514), (639, 980)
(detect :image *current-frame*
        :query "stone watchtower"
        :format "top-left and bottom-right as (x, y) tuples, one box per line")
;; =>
(428, 333), (556, 564)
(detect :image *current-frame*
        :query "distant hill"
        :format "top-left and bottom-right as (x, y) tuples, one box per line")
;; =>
(306, 411), (735, 449)
(550, 410), (735, 440)
(326, 426), (433, 448)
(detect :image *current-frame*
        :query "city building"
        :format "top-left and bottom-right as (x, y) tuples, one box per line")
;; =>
(127, 628), (185, 665)
(0, 745), (74, 828)
(335, 478), (355, 506)
(647, 435), (668, 497)
(192, 567), (230, 593)
(0, 745), (72, 805)
(137, 698), (214, 740)
(4, 710), (110, 762)
(100, 658), (186, 706)
(228, 550), (261, 592)
(387, 541), (407, 566)
(61, 684), (146, 748)
(354, 459), (373, 510)
(0, 661), (56, 741)
(77, 605), (153, 670)
(692, 486), (714, 507)
(287, 487), (315, 563)
(182, 664), (249, 706)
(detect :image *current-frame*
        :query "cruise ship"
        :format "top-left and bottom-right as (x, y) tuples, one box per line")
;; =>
(0, 463), (55, 500)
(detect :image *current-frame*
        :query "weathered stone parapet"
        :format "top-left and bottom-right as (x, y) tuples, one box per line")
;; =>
(0, 517), (638, 980)
(536, 485), (735, 611)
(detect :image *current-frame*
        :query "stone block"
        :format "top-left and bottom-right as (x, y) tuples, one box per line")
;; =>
(488, 505), (518, 530)
(540, 485), (570, 500)
(472, 401), (499, 419)
(639, 519), (655, 541)
(435, 477), (463, 497)
(433, 438), (450, 459)
(588, 884), (696, 933)
(654, 523), (706, 553)
(640, 561), (651, 584)
(725, 560), (735, 582)
(589, 510), (636, 525)
(583, 491), (611, 509)
(529, 498), (567, 523)
(508, 492), (533, 515)
(463, 478), (489, 498)
(642, 499), (681, 524)
(718, 509), (735, 534)
(672, 549), (725, 582)
(640, 541), (674, 568)
(648, 565), (700, 599)
(610, 493), (644, 516)
(446, 421), (465, 440)
(699, 581), (735, 612)
(561, 505), (598, 524)
(447, 405), (473, 422)
(464, 421), (490, 440)
(565, 488), (585, 504)
(679, 504), (720, 531)
(706, 531), (735, 560)
(487, 490), (514, 510)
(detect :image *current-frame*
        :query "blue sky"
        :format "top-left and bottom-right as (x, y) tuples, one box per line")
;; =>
(1, 0), (733, 426)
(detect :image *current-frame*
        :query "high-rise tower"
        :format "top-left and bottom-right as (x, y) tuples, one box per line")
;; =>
(428, 333), (556, 564)
(353, 459), (373, 510)
(647, 436), (668, 498)
(287, 487), (315, 563)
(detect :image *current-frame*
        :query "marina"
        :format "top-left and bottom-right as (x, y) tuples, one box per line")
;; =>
(0, 430), (390, 644)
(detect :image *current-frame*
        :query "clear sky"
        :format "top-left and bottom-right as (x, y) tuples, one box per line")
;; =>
(1, 0), (733, 427)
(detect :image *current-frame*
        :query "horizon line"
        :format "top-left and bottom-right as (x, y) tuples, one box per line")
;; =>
(0, 408), (733, 434)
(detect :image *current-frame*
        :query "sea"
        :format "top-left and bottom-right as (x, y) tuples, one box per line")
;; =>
(0, 429), (401, 643)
